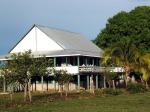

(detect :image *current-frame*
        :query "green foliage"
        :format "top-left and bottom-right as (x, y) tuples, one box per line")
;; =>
(102, 37), (139, 67)
(29, 56), (53, 77)
(102, 38), (140, 88)
(3, 51), (53, 101)
(5, 51), (53, 86)
(127, 83), (147, 94)
(97, 6), (150, 86)
(135, 53), (150, 81)
(6, 50), (33, 85)
(54, 70), (73, 85)
(80, 90), (91, 97)
(0, 64), (13, 85)
(103, 88), (122, 96)
(94, 6), (150, 52)
(105, 72), (118, 81)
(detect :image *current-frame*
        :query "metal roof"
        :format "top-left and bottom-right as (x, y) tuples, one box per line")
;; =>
(0, 54), (11, 61)
(0, 49), (100, 60)
(36, 25), (103, 57)
(0, 25), (103, 60)
(33, 49), (101, 57)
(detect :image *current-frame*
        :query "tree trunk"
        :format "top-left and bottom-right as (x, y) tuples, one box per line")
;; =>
(32, 83), (33, 91)
(10, 86), (13, 102)
(41, 76), (44, 92)
(35, 80), (36, 91)
(145, 81), (149, 89)
(124, 72), (128, 88)
(24, 83), (27, 102)
(3, 76), (6, 93)
(60, 84), (63, 97)
(65, 90), (68, 97)
(108, 80), (111, 88)
(65, 83), (69, 97)
(103, 75), (106, 88)
(54, 80), (56, 91)
(140, 76), (145, 85)
(47, 78), (48, 91)
(28, 78), (32, 102)
(90, 75), (95, 95)
(112, 80), (116, 90)
(124, 66), (130, 88)
(10, 93), (13, 102)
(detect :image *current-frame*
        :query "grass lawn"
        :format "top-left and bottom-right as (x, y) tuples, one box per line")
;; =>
(0, 91), (150, 112)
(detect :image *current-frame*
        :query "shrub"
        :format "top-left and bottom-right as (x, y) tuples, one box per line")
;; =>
(94, 89), (101, 96)
(103, 88), (122, 96)
(80, 90), (91, 97)
(127, 83), (147, 94)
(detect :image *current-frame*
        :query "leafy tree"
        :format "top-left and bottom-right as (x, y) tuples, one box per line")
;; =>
(94, 6), (150, 52)
(6, 50), (53, 102)
(63, 73), (73, 97)
(135, 52), (150, 88)
(6, 51), (33, 102)
(29, 57), (53, 92)
(54, 70), (73, 97)
(0, 63), (22, 101)
(95, 6), (150, 88)
(0, 64), (8, 93)
(102, 52), (119, 89)
(102, 38), (140, 87)
(105, 72), (118, 89)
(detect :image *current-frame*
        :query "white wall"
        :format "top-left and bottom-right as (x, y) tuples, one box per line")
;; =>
(31, 82), (77, 91)
(10, 27), (36, 53)
(36, 27), (63, 51)
(55, 66), (79, 74)
(10, 26), (63, 53)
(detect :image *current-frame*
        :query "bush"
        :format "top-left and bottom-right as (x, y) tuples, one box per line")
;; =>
(103, 88), (122, 96)
(80, 90), (91, 97)
(127, 83), (147, 94)
(94, 89), (101, 96)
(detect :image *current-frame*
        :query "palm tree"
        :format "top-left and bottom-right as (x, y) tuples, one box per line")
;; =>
(101, 53), (118, 89)
(102, 38), (140, 87)
(135, 52), (150, 88)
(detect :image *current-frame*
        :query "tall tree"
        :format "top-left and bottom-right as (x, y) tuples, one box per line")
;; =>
(0, 64), (16, 102)
(6, 51), (53, 102)
(94, 6), (150, 52)
(29, 57), (53, 92)
(0, 64), (8, 93)
(6, 50), (33, 102)
(135, 52), (150, 88)
(102, 38), (140, 87)
(102, 52), (119, 89)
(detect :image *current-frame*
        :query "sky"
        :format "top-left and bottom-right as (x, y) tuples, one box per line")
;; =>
(0, 0), (150, 54)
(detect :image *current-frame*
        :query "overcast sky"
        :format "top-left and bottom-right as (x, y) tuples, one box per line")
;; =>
(0, 0), (150, 54)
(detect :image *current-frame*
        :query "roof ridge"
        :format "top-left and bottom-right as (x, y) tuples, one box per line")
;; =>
(35, 24), (80, 35)
(9, 24), (102, 55)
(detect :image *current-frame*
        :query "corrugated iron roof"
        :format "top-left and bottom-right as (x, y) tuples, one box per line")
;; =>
(0, 49), (100, 60)
(36, 25), (103, 56)
(0, 24), (103, 60)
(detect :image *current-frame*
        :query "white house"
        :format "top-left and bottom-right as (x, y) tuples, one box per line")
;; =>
(0, 24), (123, 91)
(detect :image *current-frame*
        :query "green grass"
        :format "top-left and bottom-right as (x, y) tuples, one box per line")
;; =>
(1, 91), (150, 112)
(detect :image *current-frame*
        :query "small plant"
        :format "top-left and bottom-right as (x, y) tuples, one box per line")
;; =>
(80, 90), (91, 97)
(94, 89), (101, 96)
(127, 83), (147, 94)
(103, 88), (122, 96)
